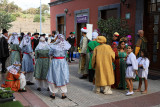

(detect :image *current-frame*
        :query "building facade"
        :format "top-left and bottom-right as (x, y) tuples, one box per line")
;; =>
(49, 0), (160, 70)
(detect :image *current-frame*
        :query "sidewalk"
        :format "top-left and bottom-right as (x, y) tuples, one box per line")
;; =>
(0, 59), (160, 107)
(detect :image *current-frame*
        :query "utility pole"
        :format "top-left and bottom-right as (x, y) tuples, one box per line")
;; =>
(40, 0), (42, 34)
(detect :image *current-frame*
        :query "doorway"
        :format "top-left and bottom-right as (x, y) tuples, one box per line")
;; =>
(144, 0), (160, 70)
(57, 16), (64, 35)
(77, 23), (86, 48)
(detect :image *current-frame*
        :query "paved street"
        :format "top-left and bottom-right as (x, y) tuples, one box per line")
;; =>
(0, 59), (160, 107)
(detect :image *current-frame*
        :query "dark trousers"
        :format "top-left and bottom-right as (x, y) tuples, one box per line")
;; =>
(0, 57), (7, 72)
(70, 52), (73, 60)
(88, 69), (95, 82)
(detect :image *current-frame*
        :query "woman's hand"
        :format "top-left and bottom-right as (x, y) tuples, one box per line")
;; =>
(138, 64), (143, 67)
(135, 70), (138, 75)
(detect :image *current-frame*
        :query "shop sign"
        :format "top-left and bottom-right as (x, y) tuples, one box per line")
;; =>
(77, 16), (88, 23)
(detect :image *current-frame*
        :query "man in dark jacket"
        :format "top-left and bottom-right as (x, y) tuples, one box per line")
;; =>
(32, 33), (39, 52)
(0, 29), (9, 73)
(67, 32), (76, 62)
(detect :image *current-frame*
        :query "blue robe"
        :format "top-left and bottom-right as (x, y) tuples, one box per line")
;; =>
(21, 45), (34, 73)
(46, 49), (69, 87)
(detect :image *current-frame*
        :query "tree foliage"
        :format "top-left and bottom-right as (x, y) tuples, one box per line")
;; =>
(26, 8), (37, 14)
(36, 4), (49, 14)
(0, 0), (22, 13)
(33, 15), (45, 23)
(97, 17), (131, 44)
(0, 11), (15, 31)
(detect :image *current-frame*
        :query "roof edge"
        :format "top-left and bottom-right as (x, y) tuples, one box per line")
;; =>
(49, 0), (73, 7)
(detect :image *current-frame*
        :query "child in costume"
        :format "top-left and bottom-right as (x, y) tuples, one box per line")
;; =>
(125, 45), (138, 96)
(1, 62), (26, 92)
(135, 50), (150, 94)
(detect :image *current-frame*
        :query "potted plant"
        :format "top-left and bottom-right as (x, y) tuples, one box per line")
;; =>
(0, 87), (15, 103)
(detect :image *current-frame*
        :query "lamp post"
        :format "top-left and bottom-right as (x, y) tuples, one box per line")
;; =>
(40, 0), (42, 34)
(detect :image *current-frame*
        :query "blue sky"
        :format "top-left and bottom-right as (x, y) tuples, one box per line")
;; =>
(9, 0), (50, 10)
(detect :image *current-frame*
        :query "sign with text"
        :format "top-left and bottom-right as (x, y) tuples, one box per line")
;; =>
(77, 16), (88, 23)
(87, 24), (93, 40)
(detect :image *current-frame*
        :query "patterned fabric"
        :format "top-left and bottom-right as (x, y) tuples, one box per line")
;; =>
(46, 49), (69, 87)
(117, 52), (127, 89)
(19, 35), (31, 49)
(8, 32), (19, 44)
(34, 50), (50, 80)
(50, 34), (71, 51)
(1, 72), (20, 92)
(10, 44), (21, 65)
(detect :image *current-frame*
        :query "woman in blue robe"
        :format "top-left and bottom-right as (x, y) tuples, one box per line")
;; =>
(46, 34), (71, 99)
(19, 35), (34, 85)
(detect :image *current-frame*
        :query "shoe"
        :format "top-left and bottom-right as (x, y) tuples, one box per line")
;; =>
(37, 88), (41, 91)
(50, 95), (55, 99)
(27, 81), (34, 85)
(71, 59), (75, 61)
(79, 76), (87, 79)
(62, 95), (67, 99)
(47, 87), (50, 91)
(126, 91), (134, 96)
(18, 89), (27, 92)
(104, 91), (113, 95)
(68, 60), (71, 63)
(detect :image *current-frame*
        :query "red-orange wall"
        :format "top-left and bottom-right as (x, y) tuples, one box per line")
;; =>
(50, 0), (136, 43)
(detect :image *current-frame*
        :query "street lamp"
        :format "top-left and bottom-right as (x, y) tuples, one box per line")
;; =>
(40, 0), (42, 34)
(64, 8), (71, 16)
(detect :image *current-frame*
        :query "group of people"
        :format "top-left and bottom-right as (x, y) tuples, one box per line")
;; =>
(0, 27), (149, 99)
(78, 28), (149, 96)
(0, 29), (71, 99)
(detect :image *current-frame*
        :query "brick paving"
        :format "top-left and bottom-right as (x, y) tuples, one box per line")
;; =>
(0, 58), (160, 107)
(92, 92), (160, 107)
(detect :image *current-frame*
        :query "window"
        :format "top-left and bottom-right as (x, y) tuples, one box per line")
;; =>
(101, 9), (118, 20)
(148, 0), (160, 12)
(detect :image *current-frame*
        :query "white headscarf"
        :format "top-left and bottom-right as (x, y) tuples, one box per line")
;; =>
(8, 32), (19, 44)
(19, 35), (31, 49)
(35, 37), (50, 50)
(50, 34), (71, 51)
(7, 61), (21, 75)
(0, 33), (8, 39)
(92, 32), (98, 40)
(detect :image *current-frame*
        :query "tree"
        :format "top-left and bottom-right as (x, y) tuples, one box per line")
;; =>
(0, 0), (8, 11)
(27, 8), (37, 14)
(0, 11), (15, 31)
(0, 0), (22, 13)
(36, 4), (49, 14)
(97, 17), (131, 44)
(33, 15), (45, 23)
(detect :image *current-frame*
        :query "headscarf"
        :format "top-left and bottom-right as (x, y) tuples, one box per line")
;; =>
(19, 35), (31, 49)
(8, 32), (19, 44)
(7, 61), (21, 75)
(35, 37), (50, 50)
(96, 36), (107, 44)
(113, 32), (119, 37)
(92, 32), (98, 40)
(50, 34), (71, 51)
